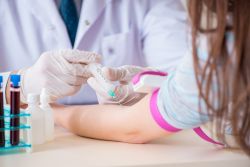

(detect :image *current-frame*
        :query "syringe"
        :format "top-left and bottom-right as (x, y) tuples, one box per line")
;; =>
(88, 63), (116, 98)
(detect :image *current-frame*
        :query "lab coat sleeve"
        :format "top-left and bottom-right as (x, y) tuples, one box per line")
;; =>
(142, 0), (189, 72)
(0, 72), (10, 104)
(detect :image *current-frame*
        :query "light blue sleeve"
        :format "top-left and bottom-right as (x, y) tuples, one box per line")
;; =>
(156, 29), (234, 132)
(156, 52), (210, 129)
(156, 34), (216, 129)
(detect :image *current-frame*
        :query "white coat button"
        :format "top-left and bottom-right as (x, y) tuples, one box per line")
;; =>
(85, 20), (90, 26)
(108, 48), (114, 54)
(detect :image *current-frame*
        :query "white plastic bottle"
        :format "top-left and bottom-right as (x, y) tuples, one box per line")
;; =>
(40, 88), (54, 141)
(26, 94), (45, 145)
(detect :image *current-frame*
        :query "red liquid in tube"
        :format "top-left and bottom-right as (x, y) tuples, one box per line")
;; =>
(10, 75), (21, 146)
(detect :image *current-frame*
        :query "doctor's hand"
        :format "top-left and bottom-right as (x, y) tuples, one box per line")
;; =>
(20, 50), (100, 103)
(88, 65), (154, 106)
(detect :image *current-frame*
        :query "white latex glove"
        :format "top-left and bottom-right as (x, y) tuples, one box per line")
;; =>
(87, 65), (154, 106)
(20, 49), (100, 103)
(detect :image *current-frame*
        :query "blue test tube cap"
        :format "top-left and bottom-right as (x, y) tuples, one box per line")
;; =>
(0, 75), (2, 88)
(10, 74), (21, 87)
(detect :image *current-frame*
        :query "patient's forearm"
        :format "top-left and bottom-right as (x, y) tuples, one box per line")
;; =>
(53, 94), (169, 143)
(54, 104), (134, 142)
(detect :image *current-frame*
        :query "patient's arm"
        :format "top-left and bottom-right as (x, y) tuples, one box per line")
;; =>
(53, 94), (170, 143)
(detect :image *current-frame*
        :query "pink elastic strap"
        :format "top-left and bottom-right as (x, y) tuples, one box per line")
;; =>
(133, 71), (223, 145)
(132, 71), (168, 85)
(150, 89), (181, 132)
(193, 127), (224, 146)
(150, 89), (224, 146)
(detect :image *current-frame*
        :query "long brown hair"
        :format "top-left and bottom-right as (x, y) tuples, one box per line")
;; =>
(188, 0), (250, 155)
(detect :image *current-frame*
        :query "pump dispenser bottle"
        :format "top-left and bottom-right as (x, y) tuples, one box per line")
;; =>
(27, 94), (45, 145)
(40, 88), (54, 141)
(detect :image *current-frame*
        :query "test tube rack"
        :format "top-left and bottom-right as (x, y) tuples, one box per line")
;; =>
(0, 105), (32, 154)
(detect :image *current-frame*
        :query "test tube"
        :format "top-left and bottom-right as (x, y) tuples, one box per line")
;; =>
(10, 74), (21, 146)
(88, 63), (116, 98)
(0, 76), (4, 147)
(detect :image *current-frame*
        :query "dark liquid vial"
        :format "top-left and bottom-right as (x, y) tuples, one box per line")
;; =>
(0, 91), (4, 147)
(10, 90), (20, 146)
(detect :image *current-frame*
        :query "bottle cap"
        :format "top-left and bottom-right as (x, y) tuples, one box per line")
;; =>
(10, 74), (21, 87)
(27, 93), (40, 104)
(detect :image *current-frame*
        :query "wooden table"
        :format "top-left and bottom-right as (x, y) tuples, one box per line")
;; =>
(0, 127), (249, 167)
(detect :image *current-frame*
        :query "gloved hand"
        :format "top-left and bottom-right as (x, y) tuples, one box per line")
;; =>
(20, 49), (100, 103)
(87, 65), (155, 106)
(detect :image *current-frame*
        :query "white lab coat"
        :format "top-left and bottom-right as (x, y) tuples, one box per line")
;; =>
(0, 0), (188, 104)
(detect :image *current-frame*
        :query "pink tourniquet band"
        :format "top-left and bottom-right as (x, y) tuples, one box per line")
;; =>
(132, 71), (167, 85)
(150, 88), (224, 146)
(150, 89), (181, 132)
(132, 70), (224, 146)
